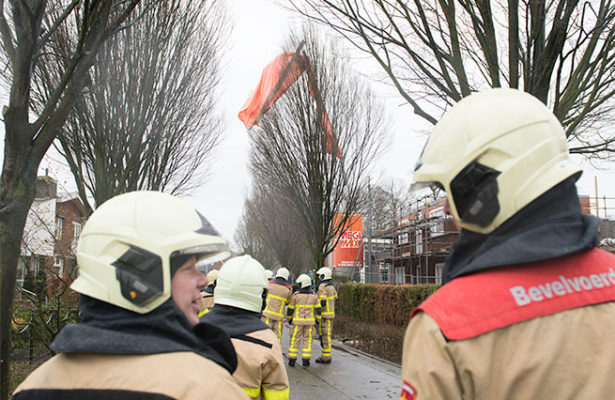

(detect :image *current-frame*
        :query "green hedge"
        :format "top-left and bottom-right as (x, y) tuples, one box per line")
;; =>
(337, 283), (441, 327)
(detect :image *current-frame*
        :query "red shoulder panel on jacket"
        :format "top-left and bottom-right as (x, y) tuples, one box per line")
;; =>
(412, 248), (615, 340)
(271, 281), (291, 289)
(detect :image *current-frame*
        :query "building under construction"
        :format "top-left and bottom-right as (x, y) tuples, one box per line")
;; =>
(360, 195), (459, 284)
(361, 194), (604, 285)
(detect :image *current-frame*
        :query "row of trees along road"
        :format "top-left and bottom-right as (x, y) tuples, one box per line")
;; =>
(0, 1), (228, 398)
(291, 0), (615, 158)
(235, 27), (390, 276)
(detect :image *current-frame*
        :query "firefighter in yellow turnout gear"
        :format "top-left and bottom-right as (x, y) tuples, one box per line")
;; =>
(287, 274), (321, 367)
(262, 267), (292, 341)
(200, 256), (289, 400)
(315, 267), (337, 363)
(197, 269), (218, 317)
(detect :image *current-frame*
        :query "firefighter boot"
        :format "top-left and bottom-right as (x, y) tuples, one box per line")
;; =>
(315, 357), (332, 364)
(302, 359), (310, 367)
(288, 359), (296, 367)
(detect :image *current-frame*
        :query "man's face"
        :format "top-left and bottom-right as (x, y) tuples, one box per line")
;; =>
(171, 256), (207, 326)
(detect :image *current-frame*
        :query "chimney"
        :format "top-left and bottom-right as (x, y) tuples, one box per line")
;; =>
(35, 176), (57, 200)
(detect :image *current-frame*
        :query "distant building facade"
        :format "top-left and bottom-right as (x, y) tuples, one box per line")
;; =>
(17, 176), (87, 297)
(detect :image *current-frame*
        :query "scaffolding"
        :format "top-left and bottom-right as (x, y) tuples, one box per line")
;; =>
(360, 193), (615, 284)
(362, 195), (459, 285)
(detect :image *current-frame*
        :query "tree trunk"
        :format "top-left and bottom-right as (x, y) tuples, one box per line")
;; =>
(508, 0), (519, 88)
(0, 137), (38, 399)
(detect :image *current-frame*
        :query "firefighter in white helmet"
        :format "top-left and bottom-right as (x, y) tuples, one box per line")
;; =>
(400, 88), (615, 399)
(197, 269), (218, 317)
(200, 255), (289, 400)
(287, 274), (321, 367)
(262, 267), (293, 342)
(264, 269), (274, 281)
(12, 191), (247, 400)
(315, 267), (337, 364)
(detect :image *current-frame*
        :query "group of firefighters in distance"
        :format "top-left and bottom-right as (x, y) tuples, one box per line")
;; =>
(195, 258), (338, 397)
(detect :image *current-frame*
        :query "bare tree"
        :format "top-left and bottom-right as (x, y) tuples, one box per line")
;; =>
(362, 179), (409, 233)
(235, 178), (312, 276)
(32, 0), (228, 213)
(249, 26), (389, 271)
(0, 1), (151, 396)
(290, 1), (615, 158)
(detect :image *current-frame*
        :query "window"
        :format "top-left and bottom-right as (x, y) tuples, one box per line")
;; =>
(429, 207), (445, 237)
(415, 229), (423, 253)
(398, 232), (408, 244)
(54, 255), (64, 277)
(16, 258), (25, 288)
(73, 222), (82, 241)
(55, 217), (64, 240)
(379, 264), (389, 283)
(435, 263), (444, 284)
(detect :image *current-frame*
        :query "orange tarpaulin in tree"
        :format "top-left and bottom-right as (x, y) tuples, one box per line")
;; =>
(238, 51), (307, 130)
(238, 43), (342, 158)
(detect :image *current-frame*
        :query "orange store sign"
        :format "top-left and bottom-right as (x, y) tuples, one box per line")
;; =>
(333, 214), (364, 268)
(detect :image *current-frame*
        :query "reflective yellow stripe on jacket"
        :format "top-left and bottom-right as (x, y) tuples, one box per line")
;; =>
(290, 304), (318, 322)
(321, 294), (337, 317)
(266, 293), (289, 318)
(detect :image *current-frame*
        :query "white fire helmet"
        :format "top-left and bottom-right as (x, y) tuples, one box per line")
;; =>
(317, 267), (332, 281)
(296, 274), (312, 289)
(72, 191), (231, 314)
(275, 267), (290, 280)
(206, 269), (218, 283)
(214, 255), (269, 313)
(413, 88), (581, 234)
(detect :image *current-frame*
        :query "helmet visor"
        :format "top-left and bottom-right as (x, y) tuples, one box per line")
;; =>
(171, 243), (231, 265)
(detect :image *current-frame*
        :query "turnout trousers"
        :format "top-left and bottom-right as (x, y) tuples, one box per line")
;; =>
(319, 319), (333, 361)
(262, 316), (284, 342)
(288, 325), (313, 361)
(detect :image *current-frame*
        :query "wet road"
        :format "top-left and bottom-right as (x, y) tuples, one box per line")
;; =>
(280, 326), (401, 399)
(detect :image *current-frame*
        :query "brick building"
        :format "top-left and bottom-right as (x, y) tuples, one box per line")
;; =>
(17, 177), (87, 298)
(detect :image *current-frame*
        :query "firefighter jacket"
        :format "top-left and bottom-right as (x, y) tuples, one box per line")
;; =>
(262, 277), (292, 321)
(12, 296), (246, 400)
(201, 305), (289, 400)
(317, 280), (337, 319)
(401, 248), (615, 399)
(400, 180), (610, 399)
(12, 352), (247, 400)
(287, 288), (321, 326)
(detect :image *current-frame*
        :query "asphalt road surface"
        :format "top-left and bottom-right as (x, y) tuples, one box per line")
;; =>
(280, 325), (401, 399)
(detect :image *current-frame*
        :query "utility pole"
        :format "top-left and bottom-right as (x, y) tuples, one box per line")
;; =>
(595, 176), (599, 217)
(366, 179), (373, 283)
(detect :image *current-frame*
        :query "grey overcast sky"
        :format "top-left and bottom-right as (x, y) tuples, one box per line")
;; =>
(2, 0), (615, 244)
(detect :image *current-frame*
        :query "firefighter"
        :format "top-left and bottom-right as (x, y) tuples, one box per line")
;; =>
(262, 267), (292, 342)
(197, 269), (218, 317)
(287, 274), (321, 367)
(264, 269), (274, 281)
(12, 191), (247, 400)
(315, 267), (337, 364)
(401, 88), (615, 399)
(200, 255), (289, 400)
